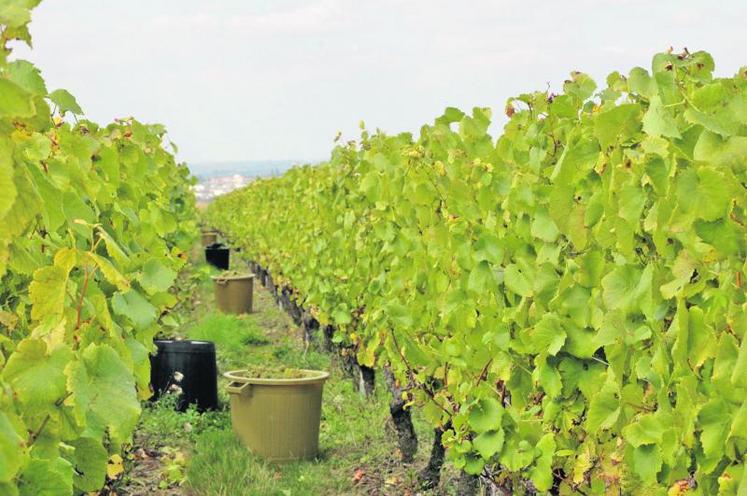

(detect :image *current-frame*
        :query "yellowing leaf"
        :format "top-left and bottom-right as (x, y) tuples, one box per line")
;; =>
(106, 454), (124, 480)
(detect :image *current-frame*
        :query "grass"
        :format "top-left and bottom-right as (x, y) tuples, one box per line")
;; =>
(186, 313), (271, 370)
(187, 313), (270, 347)
(127, 261), (459, 496)
(184, 369), (440, 496)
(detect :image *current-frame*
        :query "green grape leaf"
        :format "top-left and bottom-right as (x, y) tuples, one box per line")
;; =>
(0, 146), (16, 221)
(17, 131), (51, 163)
(717, 463), (747, 495)
(729, 402), (747, 441)
(65, 344), (141, 446)
(694, 218), (740, 256)
(111, 289), (157, 330)
(549, 94), (577, 118)
(0, 411), (26, 482)
(0, 79), (34, 117)
(732, 334), (747, 389)
(628, 67), (657, 99)
(601, 264), (650, 312)
(621, 413), (664, 447)
(563, 72), (597, 101)
(49, 89), (83, 115)
(435, 106), (466, 125)
(1, 339), (72, 409)
(28, 248), (76, 321)
(468, 397), (503, 433)
(18, 456), (73, 496)
(500, 436), (535, 471)
(332, 308), (352, 325)
(642, 95), (681, 138)
(467, 260), (496, 294)
(96, 227), (131, 266)
(632, 445), (662, 485)
(526, 313), (567, 356)
(530, 208), (560, 243)
(87, 253), (129, 291)
(698, 399), (730, 461)
(473, 429), (504, 460)
(61, 191), (95, 228)
(593, 104), (640, 149)
(26, 163), (63, 231)
(695, 167), (732, 222)
(535, 355), (562, 398)
(585, 381), (620, 432)
(68, 437), (107, 492)
(473, 232), (503, 264)
(504, 263), (533, 297)
(694, 131), (747, 169)
(529, 434), (556, 492)
(0, 0), (37, 28)
(6, 60), (47, 96)
(137, 258), (176, 295)
(463, 453), (485, 475)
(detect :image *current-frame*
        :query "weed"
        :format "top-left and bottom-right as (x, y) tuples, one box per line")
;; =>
(138, 392), (229, 447)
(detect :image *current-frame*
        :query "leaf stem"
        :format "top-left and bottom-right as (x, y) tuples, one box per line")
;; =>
(28, 414), (50, 446)
(389, 329), (453, 418)
(475, 358), (494, 388)
(75, 265), (94, 330)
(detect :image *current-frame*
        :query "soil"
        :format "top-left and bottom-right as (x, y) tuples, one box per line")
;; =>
(99, 433), (182, 496)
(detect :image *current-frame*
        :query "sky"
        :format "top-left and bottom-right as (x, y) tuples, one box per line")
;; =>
(10, 0), (747, 168)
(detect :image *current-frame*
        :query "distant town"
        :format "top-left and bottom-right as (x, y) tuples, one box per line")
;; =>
(192, 174), (253, 202)
(189, 160), (309, 202)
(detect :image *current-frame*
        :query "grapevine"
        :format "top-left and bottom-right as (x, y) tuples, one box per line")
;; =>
(209, 51), (747, 493)
(0, 3), (197, 494)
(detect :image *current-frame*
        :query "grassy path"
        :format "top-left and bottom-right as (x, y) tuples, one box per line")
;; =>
(109, 263), (458, 495)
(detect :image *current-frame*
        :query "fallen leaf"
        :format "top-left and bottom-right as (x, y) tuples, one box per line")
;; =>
(352, 468), (365, 483)
(133, 448), (149, 460)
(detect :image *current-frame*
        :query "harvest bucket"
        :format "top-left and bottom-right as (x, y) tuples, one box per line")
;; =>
(224, 369), (329, 462)
(212, 273), (254, 314)
(201, 231), (219, 247)
(205, 243), (230, 270)
(150, 339), (219, 412)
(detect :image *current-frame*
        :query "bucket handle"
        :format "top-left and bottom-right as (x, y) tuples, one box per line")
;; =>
(226, 381), (251, 396)
(215, 278), (229, 286)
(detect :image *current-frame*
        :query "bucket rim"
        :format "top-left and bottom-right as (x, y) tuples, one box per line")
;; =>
(211, 273), (254, 282)
(154, 339), (214, 345)
(153, 339), (216, 353)
(224, 368), (329, 386)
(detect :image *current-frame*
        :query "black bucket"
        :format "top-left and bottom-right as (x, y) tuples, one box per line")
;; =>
(205, 243), (230, 270)
(150, 339), (219, 412)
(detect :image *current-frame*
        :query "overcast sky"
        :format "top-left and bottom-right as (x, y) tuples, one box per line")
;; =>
(11, 0), (747, 167)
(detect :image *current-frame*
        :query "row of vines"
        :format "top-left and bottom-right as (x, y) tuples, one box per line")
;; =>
(0, 2), (197, 495)
(208, 50), (746, 494)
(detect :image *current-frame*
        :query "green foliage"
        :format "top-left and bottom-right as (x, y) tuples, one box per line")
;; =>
(0, 2), (197, 494)
(138, 393), (228, 444)
(208, 50), (747, 493)
(186, 313), (270, 369)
